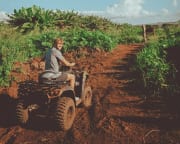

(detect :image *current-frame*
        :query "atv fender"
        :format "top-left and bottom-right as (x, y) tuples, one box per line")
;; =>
(47, 86), (75, 101)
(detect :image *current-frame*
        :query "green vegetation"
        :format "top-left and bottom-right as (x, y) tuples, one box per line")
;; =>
(32, 28), (117, 52)
(116, 24), (143, 43)
(1, 4), (179, 97)
(8, 5), (57, 32)
(0, 24), (41, 86)
(135, 25), (180, 96)
(0, 5), (143, 86)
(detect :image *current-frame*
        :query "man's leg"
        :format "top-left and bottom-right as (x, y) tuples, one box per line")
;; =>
(67, 74), (75, 89)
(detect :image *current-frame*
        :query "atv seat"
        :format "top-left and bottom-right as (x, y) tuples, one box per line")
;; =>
(38, 70), (68, 85)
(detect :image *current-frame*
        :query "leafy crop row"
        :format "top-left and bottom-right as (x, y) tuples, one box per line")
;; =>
(32, 28), (117, 52)
(0, 24), (41, 86)
(135, 25), (180, 96)
(0, 24), (117, 86)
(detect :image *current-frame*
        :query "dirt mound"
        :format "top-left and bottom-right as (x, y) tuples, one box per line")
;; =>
(0, 44), (180, 144)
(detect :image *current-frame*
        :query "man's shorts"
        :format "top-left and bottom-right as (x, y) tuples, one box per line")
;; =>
(57, 72), (68, 81)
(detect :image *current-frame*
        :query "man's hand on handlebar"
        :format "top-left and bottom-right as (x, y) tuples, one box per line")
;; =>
(69, 62), (75, 67)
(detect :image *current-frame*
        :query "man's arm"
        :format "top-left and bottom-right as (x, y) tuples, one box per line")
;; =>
(54, 49), (75, 67)
(60, 57), (75, 67)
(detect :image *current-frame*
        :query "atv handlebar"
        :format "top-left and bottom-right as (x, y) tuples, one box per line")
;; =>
(59, 65), (72, 72)
(59, 65), (85, 76)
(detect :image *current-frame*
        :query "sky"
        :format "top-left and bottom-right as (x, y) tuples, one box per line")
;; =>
(0, 0), (179, 25)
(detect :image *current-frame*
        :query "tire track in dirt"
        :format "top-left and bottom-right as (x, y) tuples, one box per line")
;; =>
(83, 44), (144, 144)
(62, 44), (144, 144)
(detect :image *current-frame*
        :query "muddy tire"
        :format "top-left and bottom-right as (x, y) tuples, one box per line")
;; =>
(16, 100), (29, 124)
(54, 97), (76, 131)
(82, 86), (92, 108)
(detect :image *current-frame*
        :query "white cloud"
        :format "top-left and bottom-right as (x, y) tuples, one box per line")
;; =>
(80, 0), (158, 24)
(80, 0), (153, 19)
(80, 0), (148, 19)
(161, 8), (169, 15)
(0, 11), (9, 22)
(75, 0), (179, 25)
(78, 10), (104, 16)
(173, 0), (177, 7)
(106, 0), (146, 18)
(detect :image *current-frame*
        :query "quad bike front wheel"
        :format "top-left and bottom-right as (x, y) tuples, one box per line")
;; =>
(16, 100), (29, 124)
(54, 97), (76, 131)
(82, 86), (92, 108)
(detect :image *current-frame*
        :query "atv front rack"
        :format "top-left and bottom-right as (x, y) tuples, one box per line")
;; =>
(39, 82), (70, 99)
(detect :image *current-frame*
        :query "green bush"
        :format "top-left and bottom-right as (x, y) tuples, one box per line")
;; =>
(117, 24), (143, 43)
(136, 41), (170, 90)
(8, 5), (57, 32)
(135, 27), (180, 95)
(31, 28), (118, 53)
(0, 25), (41, 86)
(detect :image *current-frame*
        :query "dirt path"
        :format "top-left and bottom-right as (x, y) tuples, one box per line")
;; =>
(0, 44), (180, 144)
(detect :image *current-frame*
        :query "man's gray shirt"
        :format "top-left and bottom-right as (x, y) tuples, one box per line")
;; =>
(45, 47), (64, 72)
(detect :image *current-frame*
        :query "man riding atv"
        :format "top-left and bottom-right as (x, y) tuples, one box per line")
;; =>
(16, 38), (92, 131)
(45, 38), (76, 90)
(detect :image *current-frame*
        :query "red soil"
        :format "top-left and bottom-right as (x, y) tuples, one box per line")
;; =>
(0, 44), (180, 144)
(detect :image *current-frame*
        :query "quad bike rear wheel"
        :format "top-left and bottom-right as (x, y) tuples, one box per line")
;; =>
(82, 86), (92, 108)
(16, 100), (29, 124)
(54, 97), (76, 131)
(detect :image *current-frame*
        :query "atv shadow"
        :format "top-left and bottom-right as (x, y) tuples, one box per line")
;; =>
(0, 80), (62, 131)
(23, 115), (58, 131)
(17, 80), (62, 131)
(0, 94), (17, 127)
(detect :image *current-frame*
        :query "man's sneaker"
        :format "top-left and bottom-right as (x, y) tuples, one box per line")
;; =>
(75, 96), (80, 101)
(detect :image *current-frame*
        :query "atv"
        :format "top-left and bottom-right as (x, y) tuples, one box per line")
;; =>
(16, 66), (92, 131)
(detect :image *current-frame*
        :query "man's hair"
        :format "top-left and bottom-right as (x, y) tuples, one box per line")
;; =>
(53, 38), (64, 47)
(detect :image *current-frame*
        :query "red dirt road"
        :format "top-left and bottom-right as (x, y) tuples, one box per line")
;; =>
(0, 44), (180, 144)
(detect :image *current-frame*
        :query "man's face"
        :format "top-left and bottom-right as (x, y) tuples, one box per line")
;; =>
(56, 42), (63, 50)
